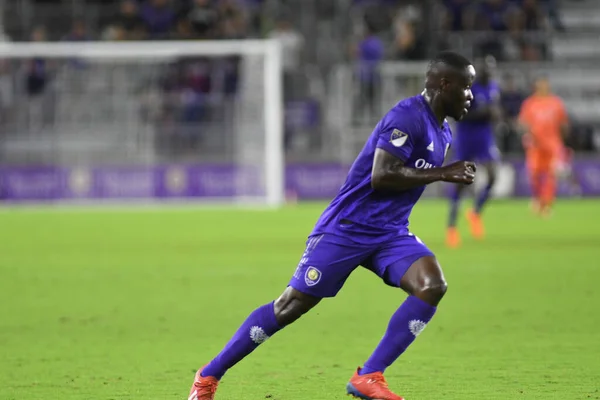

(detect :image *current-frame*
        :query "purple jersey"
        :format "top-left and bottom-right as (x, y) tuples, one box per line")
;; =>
(311, 94), (452, 243)
(454, 81), (500, 162)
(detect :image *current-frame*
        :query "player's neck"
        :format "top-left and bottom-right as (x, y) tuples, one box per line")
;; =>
(422, 89), (446, 127)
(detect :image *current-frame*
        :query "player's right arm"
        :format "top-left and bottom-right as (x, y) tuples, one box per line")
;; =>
(371, 149), (475, 191)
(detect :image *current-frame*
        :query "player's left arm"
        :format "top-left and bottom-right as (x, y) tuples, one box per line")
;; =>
(371, 149), (475, 191)
(373, 115), (475, 191)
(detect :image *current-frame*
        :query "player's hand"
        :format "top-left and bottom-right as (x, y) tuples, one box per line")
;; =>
(441, 161), (476, 185)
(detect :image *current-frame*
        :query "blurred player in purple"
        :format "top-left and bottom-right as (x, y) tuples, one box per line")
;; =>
(446, 55), (501, 248)
(188, 51), (476, 400)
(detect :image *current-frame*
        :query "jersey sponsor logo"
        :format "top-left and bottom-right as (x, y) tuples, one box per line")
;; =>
(305, 266), (322, 286)
(415, 158), (435, 169)
(390, 129), (408, 147)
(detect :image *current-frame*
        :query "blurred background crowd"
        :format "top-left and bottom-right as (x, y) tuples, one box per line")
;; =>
(0, 0), (599, 165)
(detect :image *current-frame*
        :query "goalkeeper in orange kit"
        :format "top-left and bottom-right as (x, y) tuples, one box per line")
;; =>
(518, 76), (569, 216)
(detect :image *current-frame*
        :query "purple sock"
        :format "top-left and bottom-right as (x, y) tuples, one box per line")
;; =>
(448, 187), (461, 228)
(202, 302), (281, 380)
(359, 296), (437, 375)
(475, 184), (493, 214)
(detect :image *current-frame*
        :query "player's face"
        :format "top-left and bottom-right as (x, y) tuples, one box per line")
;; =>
(534, 77), (550, 95)
(444, 65), (475, 121)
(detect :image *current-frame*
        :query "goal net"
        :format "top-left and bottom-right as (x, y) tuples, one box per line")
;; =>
(0, 40), (284, 206)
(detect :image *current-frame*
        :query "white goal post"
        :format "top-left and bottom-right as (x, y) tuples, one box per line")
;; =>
(0, 40), (284, 207)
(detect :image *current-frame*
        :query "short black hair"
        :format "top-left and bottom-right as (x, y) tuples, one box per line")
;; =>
(427, 51), (472, 72)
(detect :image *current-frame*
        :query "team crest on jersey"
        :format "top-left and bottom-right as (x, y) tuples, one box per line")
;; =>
(305, 267), (322, 286)
(390, 129), (408, 147)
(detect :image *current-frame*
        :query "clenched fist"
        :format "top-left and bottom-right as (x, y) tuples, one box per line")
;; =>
(441, 161), (476, 185)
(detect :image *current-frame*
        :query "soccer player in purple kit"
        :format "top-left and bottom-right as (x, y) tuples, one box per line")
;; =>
(188, 51), (476, 400)
(446, 55), (501, 248)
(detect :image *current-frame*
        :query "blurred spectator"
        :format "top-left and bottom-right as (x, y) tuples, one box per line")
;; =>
(351, 22), (384, 122)
(500, 74), (526, 120)
(218, 0), (247, 39)
(267, 16), (304, 100)
(502, 15), (526, 61)
(185, 61), (212, 95)
(521, 41), (543, 61)
(112, 0), (146, 40)
(237, 0), (264, 34)
(62, 19), (90, 42)
(471, 0), (517, 61)
(519, 0), (548, 31)
(438, 0), (554, 62)
(268, 16), (304, 149)
(0, 1), (8, 42)
(175, 17), (195, 40)
(541, 0), (565, 31)
(474, 0), (515, 31)
(0, 60), (14, 131)
(102, 25), (124, 41)
(140, 0), (176, 38)
(184, 0), (220, 39)
(392, 5), (426, 60)
(25, 26), (55, 132)
(26, 27), (50, 98)
(441, 0), (473, 31)
(61, 20), (91, 70)
(315, 0), (337, 22)
(361, 2), (393, 34)
(179, 60), (212, 149)
(221, 17), (246, 40)
(498, 73), (526, 151)
(0, 0), (14, 132)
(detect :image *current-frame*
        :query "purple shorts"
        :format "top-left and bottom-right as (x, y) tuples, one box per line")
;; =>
(288, 232), (434, 298)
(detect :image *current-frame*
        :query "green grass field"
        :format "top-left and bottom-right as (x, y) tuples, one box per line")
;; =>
(1, 199), (599, 400)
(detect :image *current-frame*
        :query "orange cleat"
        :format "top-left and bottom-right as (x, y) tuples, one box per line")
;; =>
(188, 367), (219, 400)
(466, 209), (485, 240)
(530, 199), (542, 215)
(446, 227), (461, 248)
(346, 367), (405, 400)
(539, 204), (553, 219)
